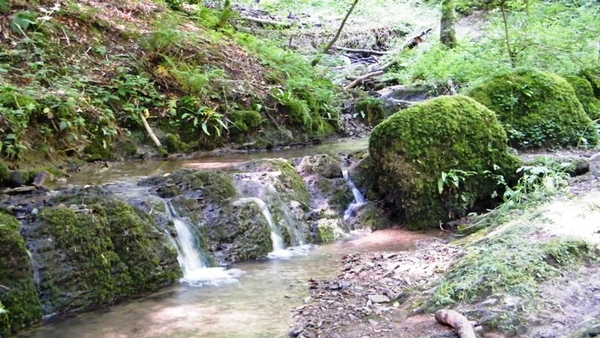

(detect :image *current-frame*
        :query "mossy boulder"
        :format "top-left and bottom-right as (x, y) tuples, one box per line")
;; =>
(21, 195), (180, 315)
(581, 67), (600, 98)
(467, 68), (598, 149)
(0, 213), (42, 337)
(564, 75), (600, 121)
(369, 95), (522, 230)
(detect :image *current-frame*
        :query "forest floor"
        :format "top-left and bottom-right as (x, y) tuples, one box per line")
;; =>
(290, 150), (600, 338)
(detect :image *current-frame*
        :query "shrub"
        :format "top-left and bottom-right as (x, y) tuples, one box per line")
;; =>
(369, 95), (521, 230)
(467, 68), (598, 149)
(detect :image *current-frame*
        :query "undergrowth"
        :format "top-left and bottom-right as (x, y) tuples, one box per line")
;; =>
(426, 158), (599, 334)
(0, 0), (342, 164)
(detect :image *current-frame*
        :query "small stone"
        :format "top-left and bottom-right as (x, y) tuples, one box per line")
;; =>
(367, 294), (390, 303)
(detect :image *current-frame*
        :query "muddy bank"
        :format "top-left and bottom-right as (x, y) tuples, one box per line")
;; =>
(291, 155), (600, 338)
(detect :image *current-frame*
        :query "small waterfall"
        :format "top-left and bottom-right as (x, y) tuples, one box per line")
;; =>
(235, 197), (310, 259)
(342, 170), (366, 223)
(165, 201), (243, 286)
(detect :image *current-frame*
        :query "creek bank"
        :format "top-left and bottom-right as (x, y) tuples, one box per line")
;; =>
(290, 154), (600, 338)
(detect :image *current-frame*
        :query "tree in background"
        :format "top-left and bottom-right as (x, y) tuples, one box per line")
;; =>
(440, 0), (457, 48)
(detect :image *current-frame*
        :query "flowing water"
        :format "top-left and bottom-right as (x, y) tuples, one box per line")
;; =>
(19, 138), (445, 337)
(19, 229), (441, 338)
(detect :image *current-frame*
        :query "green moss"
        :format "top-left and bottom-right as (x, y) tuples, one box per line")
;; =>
(369, 95), (522, 230)
(31, 199), (180, 315)
(467, 68), (599, 149)
(317, 223), (335, 242)
(262, 159), (310, 207)
(564, 75), (600, 120)
(0, 213), (43, 337)
(355, 97), (385, 126)
(0, 161), (8, 184)
(580, 66), (600, 98)
(231, 203), (272, 260)
(428, 225), (597, 334)
(230, 110), (263, 133)
(184, 170), (237, 202)
(163, 133), (189, 153)
(102, 200), (181, 292)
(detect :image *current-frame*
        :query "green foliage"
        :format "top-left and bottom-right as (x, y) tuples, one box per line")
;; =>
(429, 222), (597, 334)
(391, 0), (600, 86)
(230, 110), (263, 133)
(369, 95), (522, 229)
(467, 68), (598, 149)
(235, 33), (341, 136)
(354, 97), (385, 126)
(459, 159), (571, 234)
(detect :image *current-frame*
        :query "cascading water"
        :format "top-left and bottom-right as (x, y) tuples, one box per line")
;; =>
(165, 201), (243, 286)
(342, 169), (366, 223)
(234, 197), (310, 259)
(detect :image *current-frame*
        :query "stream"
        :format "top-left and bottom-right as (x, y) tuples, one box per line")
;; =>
(18, 138), (442, 337)
(19, 229), (438, 338)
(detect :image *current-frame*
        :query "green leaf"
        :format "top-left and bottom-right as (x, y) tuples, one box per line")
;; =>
(201, 123), (210, 135)
(437, 178), (444, 194)
(59, 121), (68, 130)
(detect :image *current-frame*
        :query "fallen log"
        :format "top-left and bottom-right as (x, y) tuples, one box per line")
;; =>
(333, 46), (388, 56)
(238, 16), (293, 28)
(343, 70), (383, 90)
(435, 309), (476, 338)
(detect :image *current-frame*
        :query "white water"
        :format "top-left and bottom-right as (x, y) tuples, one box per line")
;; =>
(166, 202), (244, 286)
(342, 169), (366, 223)
(235, 197), (311, 259)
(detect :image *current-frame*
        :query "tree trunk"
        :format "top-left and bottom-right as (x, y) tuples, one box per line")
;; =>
(440, 0), (457, 48)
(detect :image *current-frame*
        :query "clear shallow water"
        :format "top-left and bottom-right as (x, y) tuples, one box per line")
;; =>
(62, 138), (369, 186)
(23, 138), (442, 337)
(18, 229), (441, 338)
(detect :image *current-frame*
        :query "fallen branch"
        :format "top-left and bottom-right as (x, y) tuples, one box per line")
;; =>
(435, 309), (476, 338)
(333, 46), (388, 56)
(322, 0), (360, 54)
(238, 16), (292, 28)
(344, 70), (383, 90)
(344, 28), (433, 89)
(140, 111), (162, 148)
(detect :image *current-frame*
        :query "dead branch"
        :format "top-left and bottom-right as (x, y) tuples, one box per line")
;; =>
(343, 70), (383, 90)
(238, 16), (292, 28)
(435, 309), (476, 338)
(140, 111), (162, 148)
(322, 0), (360, 54)
(343, 28), (433, 89)
(333, 46), (388, 56)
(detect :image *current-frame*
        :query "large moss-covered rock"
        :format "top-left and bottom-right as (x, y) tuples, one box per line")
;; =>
(369, 95), (522, 230)
(21, 194), (180, 315)
(564, 75), (600, 121)
(0, 213), (42, 337)
(467, 68), (598, 149)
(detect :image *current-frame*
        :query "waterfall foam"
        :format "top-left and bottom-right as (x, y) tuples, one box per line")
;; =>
(342, 170), (366, 223)
(165, 202), (244, 286)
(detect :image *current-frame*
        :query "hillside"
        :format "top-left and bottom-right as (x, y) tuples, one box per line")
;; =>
(0, 0), (344, 166)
